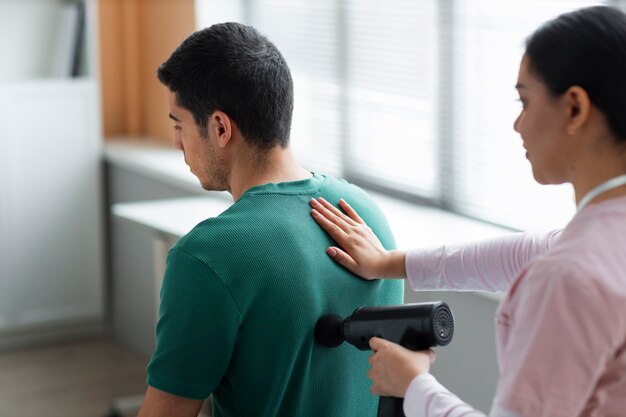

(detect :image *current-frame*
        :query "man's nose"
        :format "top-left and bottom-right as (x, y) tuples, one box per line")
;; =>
(173, 135), (184, 151)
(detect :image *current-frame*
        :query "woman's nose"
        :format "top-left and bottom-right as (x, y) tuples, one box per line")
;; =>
(513, 113), (522, 133)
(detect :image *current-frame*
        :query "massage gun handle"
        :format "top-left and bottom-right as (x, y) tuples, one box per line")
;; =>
(377, 396), (405, 417)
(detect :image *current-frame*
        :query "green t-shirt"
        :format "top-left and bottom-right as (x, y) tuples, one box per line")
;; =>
(147, 174), (403, 417)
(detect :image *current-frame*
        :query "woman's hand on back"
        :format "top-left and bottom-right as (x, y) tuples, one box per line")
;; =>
(310, 197), (406, 280)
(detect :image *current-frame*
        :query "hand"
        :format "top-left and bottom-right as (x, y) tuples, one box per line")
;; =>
(310, 197), (406, 280)
(367, 337), (436, 398)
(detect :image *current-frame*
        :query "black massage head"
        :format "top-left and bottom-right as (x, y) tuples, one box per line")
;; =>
(314, 314), (344, 347)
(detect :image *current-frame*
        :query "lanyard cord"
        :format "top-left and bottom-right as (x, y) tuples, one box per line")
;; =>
(576, 174), (626, 213)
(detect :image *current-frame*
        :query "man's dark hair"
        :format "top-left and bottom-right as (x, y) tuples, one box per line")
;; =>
(158, 22), (294, 149)
(525, 6), (626, 142)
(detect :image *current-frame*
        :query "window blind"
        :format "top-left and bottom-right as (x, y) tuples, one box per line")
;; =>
(250, 0), (343, 178)
(449, 0), (604, 231)
(344, 0), (439, 198)
(196, 0), (618, 231)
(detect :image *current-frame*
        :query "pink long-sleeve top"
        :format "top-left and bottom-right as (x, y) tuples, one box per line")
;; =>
(403, 195), (626, 417)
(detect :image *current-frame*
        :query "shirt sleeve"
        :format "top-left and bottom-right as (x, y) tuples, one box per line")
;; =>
(147, 248), (242, 400)
(404, 373), (524, 417)
(405, 230), (561, 292)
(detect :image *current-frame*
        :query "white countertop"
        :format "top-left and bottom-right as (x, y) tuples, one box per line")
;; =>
(112, 196), (233, 238)
(104, 137), (227, 199)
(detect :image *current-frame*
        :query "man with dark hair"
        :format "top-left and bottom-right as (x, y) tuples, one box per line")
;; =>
(138, 22), (403, 417)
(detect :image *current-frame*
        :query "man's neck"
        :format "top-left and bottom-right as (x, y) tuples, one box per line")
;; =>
(229, 146), (312, 201)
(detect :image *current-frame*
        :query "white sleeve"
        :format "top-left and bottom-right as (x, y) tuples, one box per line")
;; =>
(404, 230), (561, 292)
(403, 373), (524, 417)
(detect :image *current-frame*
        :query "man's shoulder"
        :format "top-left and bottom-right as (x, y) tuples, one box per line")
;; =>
(172, 214), (235, 255)
(318, 174), (362, 191)
(170, 199), (277, 256)
(316, 175), (375, 206)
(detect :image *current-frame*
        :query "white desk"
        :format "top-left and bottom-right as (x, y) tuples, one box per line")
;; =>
(112, 196), (232, 238)
(112, 196), (233, 317)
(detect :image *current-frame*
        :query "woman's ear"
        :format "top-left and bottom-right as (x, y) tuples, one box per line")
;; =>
(211, 111), (233, 148)
(564, 86), (591, 135)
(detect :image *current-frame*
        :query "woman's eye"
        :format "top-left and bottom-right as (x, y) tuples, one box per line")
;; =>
(173, 125), (182, 131)
(516, 98), (527, 110)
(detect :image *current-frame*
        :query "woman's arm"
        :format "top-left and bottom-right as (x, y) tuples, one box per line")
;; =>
(310, 197), (561, 291)
(402, 373), (523, 417)
(366, 337), (524, 417)
(405, 229), (561, 292)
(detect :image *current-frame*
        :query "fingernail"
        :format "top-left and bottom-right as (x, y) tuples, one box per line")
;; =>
(327, 248), (337, 257)
(311, 209), (320, 217)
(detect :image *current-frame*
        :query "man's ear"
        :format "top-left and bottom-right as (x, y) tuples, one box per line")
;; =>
(211, 111), (233, 148)
(564, 86), (591, 135)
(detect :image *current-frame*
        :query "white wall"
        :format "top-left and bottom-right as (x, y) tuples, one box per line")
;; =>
(0, 1), (61, 81)
(0, 0), (104, 348)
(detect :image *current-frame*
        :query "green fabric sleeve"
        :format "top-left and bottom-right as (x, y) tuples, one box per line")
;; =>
(147, 248), (242, 400)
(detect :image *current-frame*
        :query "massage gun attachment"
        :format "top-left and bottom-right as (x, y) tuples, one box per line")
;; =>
(314, 302), (454, 417)
(314, 302), (454, 351)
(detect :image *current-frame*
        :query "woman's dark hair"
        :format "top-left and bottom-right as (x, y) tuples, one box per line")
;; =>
(158, 22), (294, 149)
(525, 6), (626, 142)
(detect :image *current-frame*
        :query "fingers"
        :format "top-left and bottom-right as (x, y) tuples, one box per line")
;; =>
(311, 197), (359, 228)
(367, 338), (397, 397)
(367, 340), (432, 398)
(319, 197), (358, 225)
(310, 198), (359, 246)
(325, 246), (360, 273)
(310, 197), (385, 281)
(339, 199), (366, 225)
(309, 205), (363, 275)
(369, 336), (389, 352)
(368, 373), (385, 396)
(310, 207), (351, 245)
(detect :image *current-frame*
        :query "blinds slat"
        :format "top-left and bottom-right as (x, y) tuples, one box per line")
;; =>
(196, 0), (615, 231)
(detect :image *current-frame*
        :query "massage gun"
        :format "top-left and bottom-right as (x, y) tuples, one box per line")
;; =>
(314, 302), (454, 417)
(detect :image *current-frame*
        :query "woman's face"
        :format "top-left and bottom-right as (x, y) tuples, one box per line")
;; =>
(513, 55), (572, 185)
